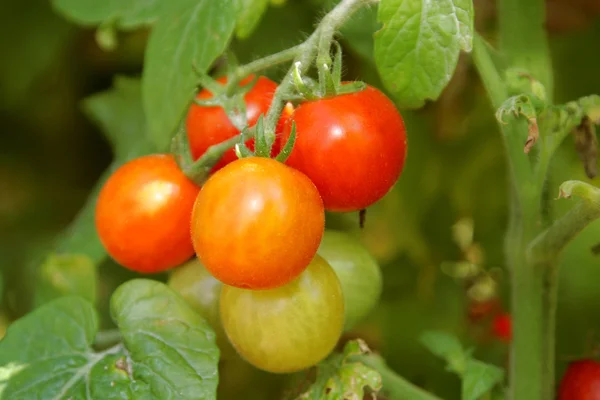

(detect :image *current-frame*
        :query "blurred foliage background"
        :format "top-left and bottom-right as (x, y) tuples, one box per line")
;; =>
(2, 0), (600, 398)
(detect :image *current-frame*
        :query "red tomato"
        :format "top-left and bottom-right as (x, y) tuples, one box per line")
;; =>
(559, 360), (600, 400)
(492, 313), (512, 342)
(186, 76), (292, 172)
(280, 84), (407, 211)
(95, 154), (199, 273)
(190, 157), (325, 290)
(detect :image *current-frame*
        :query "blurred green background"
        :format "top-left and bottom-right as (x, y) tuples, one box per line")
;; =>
(2, 0), (600, 398)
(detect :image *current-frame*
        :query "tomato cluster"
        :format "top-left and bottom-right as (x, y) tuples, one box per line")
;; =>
(95, 76), (406, 373)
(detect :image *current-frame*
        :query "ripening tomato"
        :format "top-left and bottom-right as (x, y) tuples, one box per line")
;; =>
(559, 360), (600, 400)
(95, 154), (199, 273)
(167, 258), (237, 359)
(191, 157), (325, 289)
(281, 84), (407, 211)
(317, 230), (382, 331)
(492, 313), (512, 343)
(220, 254), (344, 373)
(186, 76), (292, 172)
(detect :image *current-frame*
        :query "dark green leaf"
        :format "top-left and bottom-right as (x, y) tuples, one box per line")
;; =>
(52, 0), (162, 28)
(374, 0), (474, 108)
(235, 0), (270, 39)
(142, 0), (237, 151)
(0, 0), (71, 110)
(111, 279), (220, 399)
(462, 360), (504, 400)
(34, 253), (97, 307)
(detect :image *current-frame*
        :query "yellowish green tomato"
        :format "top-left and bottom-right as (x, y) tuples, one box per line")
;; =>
(167, 258), (236, 359)
(318, 230), (382, 330)
(220, 254), (344, 373)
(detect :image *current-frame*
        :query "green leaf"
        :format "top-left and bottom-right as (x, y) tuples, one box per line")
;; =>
(295, 339), (382, 400)
(0, 280), (219, 399)
(111, 279), (220, 399)
(374, 0), (474, 108)
(419, 330), (468, 375)
(235, 0), (270, 39)
(0, 296), (121, 399)
(462, 360), (504, 400)
(51, 0), (162, 28)
(143, 0), (237, 151)
(34, 253), (97, 307)
(53, 76), (155, 263)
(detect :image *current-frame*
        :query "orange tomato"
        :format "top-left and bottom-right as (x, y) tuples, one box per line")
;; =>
(191, 157), (325, 289)
(95, 154), (199, 273)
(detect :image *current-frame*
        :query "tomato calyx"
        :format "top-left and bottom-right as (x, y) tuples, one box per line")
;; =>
(293, 41), (367, 101)
(234, 110), (297, 163)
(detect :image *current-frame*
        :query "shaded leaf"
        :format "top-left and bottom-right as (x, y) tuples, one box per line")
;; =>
(52, 0), (162, 28)
(374, 0), (474, 108)
(142, 0), (237, 151)
(236, 0), (270, 39)
(34, 253), (97, 307)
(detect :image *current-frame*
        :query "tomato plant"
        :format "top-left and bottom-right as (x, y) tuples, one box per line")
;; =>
(280, 84), (407, 211)
(317, 230), (382, 330)
(219, 254), (344, 373)
(6, 0), (600, 399)
(95, 154), (199, 273)
(191, 157), (325, 290)
(559, 360), (600, 400)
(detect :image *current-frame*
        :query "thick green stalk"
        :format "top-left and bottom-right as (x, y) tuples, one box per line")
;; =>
(495, 0), (555, 398)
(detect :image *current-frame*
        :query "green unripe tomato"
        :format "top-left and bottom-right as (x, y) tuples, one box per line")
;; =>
(220, 254), (344, 373)
(167, 258), (236, 359)
(318, 230), (382, 330)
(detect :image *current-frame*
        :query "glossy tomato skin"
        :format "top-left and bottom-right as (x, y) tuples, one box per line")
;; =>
(191, 157), (325, 290)
(220, 254), (344, 373)
(167, 258), (237, 359)
(186, 76), (288, 172)
(559, 360), (600, 400)
(95, 154), (199, 273)
(281, 85), (407, 212)
(317, 230), (382, 331)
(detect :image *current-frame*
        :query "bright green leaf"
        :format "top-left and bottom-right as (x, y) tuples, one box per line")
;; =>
(236, 0), (270, 39)
(51, 0), (162, 28)
(142, 0), (237, 151)
(419, 330), (467, 374)
(34, 253), (97, 307)
(0, 280), (220, 399)
(111, 279), (220, 399)
(52, 76), (155, 263)
(462, 360), (504, 400)
(374, 0), (474, 108)
(0, 297), (127, 399)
